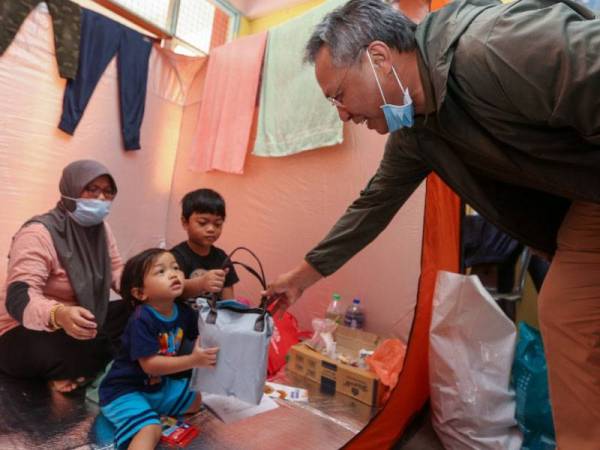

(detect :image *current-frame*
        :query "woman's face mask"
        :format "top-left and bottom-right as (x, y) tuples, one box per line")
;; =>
(366, 51), (415, 133)
(63, 196), (112, 227)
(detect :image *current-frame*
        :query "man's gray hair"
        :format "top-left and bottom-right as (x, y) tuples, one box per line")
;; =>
(305, 0), (417, 66)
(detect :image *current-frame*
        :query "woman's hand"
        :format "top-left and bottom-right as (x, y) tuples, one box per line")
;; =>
(190, 337), (219, 367)
(55, 305), (98, 340)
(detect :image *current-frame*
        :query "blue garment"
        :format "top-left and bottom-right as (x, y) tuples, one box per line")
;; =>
(101, 377), (196, 450)
(366, 50), (415, 133)
(58, 8), (152, 150)
(62, 196), (112, 227)
(99, 302), (198, 406)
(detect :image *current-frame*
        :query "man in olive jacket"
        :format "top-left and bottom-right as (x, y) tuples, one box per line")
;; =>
(266, 0), (600, 447)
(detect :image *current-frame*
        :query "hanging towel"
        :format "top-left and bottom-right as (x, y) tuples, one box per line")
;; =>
(190, 32), (267, 174)
(252, 0), (346, 158)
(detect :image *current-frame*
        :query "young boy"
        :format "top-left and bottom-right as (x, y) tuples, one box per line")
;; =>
(171, 189), (238, 300)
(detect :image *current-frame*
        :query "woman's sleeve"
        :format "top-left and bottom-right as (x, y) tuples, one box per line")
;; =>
(104, 223), (124, 293)
(5, 224), (61, 331)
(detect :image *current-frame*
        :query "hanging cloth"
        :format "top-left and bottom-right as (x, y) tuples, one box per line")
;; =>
(0, 0), (81, 79)
(189, 32), (267, 173)
(58, 8), (152, 150)
(252, 0), (345, 158)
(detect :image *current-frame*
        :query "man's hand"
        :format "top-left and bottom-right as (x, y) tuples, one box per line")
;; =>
(263, 261), (322, 316)
(55, 305), (98, 340)
(190, 337), (219, 367)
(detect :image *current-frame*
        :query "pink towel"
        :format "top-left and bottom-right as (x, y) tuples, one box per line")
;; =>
(189, 32), (267, 174)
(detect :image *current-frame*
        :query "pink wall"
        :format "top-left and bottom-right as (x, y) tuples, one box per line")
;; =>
(0, 5), (200, 285)
(166, 77), (425, 339)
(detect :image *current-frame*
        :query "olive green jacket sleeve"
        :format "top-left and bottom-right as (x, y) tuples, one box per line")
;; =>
(449, 0), (600, 142)
(305, 133), (431, 276)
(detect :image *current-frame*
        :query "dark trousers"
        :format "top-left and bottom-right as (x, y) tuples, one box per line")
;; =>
(0, 300), (129, 381)
(0, 0), (81, 79)
(58, 8), (152, 150)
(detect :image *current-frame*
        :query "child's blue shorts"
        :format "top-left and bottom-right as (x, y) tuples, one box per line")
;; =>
(101, 377), (197, 449)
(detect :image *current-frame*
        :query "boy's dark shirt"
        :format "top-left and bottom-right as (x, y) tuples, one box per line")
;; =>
(171, 242), (239, 292)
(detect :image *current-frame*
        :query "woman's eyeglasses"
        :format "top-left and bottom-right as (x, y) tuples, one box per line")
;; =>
(84, 184), (116, 199)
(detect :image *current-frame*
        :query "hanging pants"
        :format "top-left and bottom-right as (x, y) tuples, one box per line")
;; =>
(0, 0), (81, 79)
(538, 201), (600, 449)
(58, 9), (152, 150)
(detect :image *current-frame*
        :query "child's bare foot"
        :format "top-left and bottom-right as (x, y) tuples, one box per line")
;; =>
(49, 377), (87, 393)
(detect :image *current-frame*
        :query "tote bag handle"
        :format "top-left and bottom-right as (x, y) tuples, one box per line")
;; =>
(205, 247), (270, 332)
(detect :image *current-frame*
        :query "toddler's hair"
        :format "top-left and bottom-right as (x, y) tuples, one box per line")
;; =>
(120, 248), (170, 309)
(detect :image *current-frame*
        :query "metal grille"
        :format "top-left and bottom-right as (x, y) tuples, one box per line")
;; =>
(176, 0), (215, 54)
(111, 0), (171, 30)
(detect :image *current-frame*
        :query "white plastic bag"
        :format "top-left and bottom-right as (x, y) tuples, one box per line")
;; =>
(429, 271), (523, 450)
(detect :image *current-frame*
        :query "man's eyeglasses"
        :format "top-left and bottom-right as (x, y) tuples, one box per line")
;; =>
(327, 95), (344, 108)
(84, 184), (116, 199)
(326, 65), (352, 109)
(326, 51), (364, 109)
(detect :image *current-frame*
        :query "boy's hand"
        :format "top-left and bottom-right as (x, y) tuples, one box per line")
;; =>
(201, 269), (228, 293)
(191, 337), (219, 367)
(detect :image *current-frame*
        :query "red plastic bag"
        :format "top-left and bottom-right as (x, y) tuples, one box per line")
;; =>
(267, 305), (309, 377)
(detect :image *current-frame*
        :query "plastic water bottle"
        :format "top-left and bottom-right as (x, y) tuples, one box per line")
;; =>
(344, 298), (365, 329)
(325, 293), (343, 324)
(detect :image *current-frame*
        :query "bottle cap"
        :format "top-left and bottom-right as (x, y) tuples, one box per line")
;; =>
(353, 298), (360, 304)
(333, 293), (341, 301)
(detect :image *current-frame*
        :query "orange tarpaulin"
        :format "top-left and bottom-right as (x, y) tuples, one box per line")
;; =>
(344, 2), (459, 445)
(345, 173), (460, 449)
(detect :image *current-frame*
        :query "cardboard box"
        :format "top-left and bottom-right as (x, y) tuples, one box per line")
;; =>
(334, 326), (380, 361)
(288, 341), (385, 407)
(288, 342), (322, 383)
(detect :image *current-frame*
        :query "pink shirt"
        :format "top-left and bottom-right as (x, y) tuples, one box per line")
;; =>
(0, 222), (123, 335)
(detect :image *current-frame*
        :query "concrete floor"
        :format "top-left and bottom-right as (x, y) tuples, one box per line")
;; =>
(395, 408), (444, 450)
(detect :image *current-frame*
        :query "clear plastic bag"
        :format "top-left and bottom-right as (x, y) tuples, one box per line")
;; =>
(307, 318), (338, 357)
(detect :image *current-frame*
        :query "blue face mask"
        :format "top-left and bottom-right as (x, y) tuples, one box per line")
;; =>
(367, 52), (415, 133)
(63, 196), (112, 227)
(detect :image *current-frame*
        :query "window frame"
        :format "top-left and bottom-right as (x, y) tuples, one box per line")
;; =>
(93, 0), (240, 55)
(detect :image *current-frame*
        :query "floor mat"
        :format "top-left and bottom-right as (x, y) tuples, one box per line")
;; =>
(0, 371), (378, 449)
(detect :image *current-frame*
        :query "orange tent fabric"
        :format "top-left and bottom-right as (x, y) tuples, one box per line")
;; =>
(345, 173), (461, 449)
